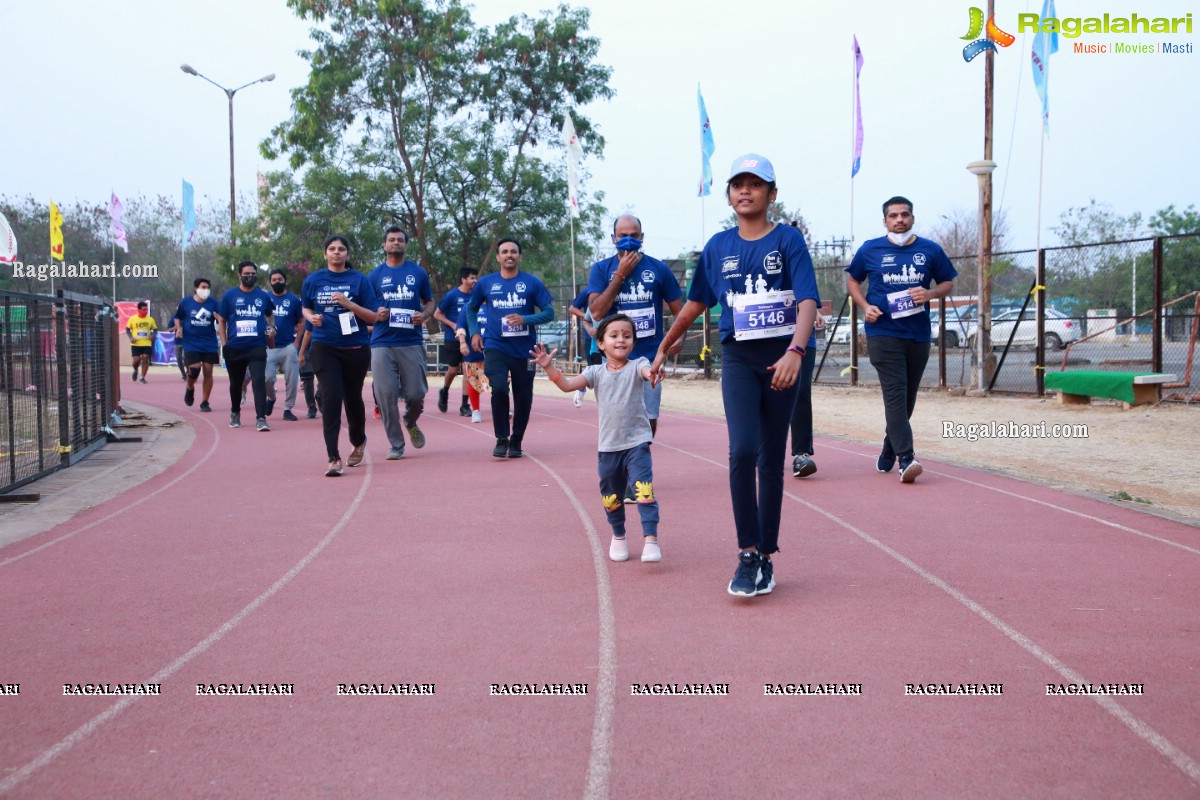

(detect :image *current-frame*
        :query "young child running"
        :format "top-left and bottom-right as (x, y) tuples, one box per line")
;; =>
(531, 314), (661, 563)
(650, 153), (819, 598)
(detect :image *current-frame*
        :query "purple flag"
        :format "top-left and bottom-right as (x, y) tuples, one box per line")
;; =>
(852, 36), (864, 178)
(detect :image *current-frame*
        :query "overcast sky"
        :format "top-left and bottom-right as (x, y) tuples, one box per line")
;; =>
(5, 0), (1198, 266)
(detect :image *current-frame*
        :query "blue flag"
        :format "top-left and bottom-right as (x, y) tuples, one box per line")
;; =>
(1031, 0), (1058, 136)
(697, 85), (715, 197)
(852, 36), (864, 178)
(182, 179), (196, 249)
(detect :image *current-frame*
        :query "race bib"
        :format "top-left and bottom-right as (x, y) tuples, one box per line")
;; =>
(389, 308), (414, 329)
(732, 289), (796, 341)
(886, 290), (922, 319)
(136, 329), (148, 338)
(235, 319), (257, 338)
(627, 306), (656, 338)
(501, 317), (527, 337)
(339, 312), (359, 335)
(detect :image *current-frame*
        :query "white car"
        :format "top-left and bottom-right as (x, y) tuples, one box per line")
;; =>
(968, 307), (1080, 351)
(929, 308), (970, 348)
(828, 317), (864, 345)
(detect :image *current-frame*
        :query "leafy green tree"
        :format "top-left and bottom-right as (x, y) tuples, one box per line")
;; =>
(261, 0), (613, 293)
(1149, 204), (1200, 304)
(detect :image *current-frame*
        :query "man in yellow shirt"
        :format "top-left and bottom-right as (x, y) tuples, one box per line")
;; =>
(127, 300), (157, 383)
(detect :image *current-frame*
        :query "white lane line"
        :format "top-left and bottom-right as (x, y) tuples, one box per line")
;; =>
(664, 442), (1200, 786)
(527, 452), (616, 800)
(0, 410), (222, 569)
(822, 442), (1200, 556)
(0, 458), (375, 796)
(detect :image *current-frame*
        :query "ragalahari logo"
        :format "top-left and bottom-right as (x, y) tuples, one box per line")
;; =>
(962, 7), (1016, 61)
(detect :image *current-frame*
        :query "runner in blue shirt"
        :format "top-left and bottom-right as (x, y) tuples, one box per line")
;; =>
(173, 277), (220, 412)
(302, 235), (381, 476)
(453, 303), (488, 423)
(651, 154), (820, 599)
(465, 237), (555, 459)
(265, 268), (305, 421)
(217, 261), (276, 432)
(368, 226), (435, 460)
(847, 195), (956, 483)
(433, 266), (479, 417)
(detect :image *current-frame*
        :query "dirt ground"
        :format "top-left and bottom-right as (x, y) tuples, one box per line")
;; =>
(537, 376), (1200, 525)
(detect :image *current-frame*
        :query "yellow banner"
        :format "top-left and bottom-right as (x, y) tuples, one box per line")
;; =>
(49, 200), (64, 261)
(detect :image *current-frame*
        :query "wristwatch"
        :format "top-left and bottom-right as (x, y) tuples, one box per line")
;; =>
(786, 344), (806, 357)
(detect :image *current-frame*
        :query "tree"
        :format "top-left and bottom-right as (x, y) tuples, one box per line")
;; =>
(1149, 204), (1200, 303)
(262, 0), (614, 292)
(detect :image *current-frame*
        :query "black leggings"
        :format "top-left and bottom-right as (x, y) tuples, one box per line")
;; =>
(225, 346), (267, 417)
(310, 343), (371, 461)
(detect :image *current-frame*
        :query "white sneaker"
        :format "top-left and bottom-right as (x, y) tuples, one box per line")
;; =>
(609, 537), (629, 562)
(641, 541), (661, 563)
(471, 410), (482, 423)
(574, 388), (585, 407)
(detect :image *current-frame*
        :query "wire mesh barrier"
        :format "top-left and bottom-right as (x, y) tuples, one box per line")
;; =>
(1, 289), (117, 496)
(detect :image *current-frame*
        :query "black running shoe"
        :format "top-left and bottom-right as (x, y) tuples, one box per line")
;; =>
(437, 387), (449, 413)
(876, 438), (896, 473)
(199, 401), (211, 412)
(184, 386), (194, 407)
(756, 556), (776, 594)
(792, 453), (817, 478)
(506, 439), (523, 459)
(899, 455), (923, 484)
(492, 437), (509, 458)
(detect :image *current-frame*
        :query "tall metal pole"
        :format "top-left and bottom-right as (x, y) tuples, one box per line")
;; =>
(228, 92), (237, 246)
(981, 0), (996, 387)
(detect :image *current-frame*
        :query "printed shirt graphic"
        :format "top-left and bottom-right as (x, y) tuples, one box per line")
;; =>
(582, 357), (653, 452)
(467, 271), (554, 359)
(369, 261), (432, 348)
(173, 297), (220, 353)
(301, 269), (378, 348)
(218, 288), (274, 350)
(585, 253), (683, 360)
(270, 292), (304, 348)
(438, 287), (471, 344)
(688, 225), (820, 347)
(846, 236), (957, 342)
(127, 315), (158, 347)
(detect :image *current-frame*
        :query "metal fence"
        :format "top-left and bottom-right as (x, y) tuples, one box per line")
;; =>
(1, 289), (117, 496)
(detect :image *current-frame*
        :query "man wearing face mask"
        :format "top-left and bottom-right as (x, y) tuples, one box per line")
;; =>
(173, 277), (221, 412)
(264, 268), (305, 421)
(846, 196), (956, 483)
(218, 260), (277, 431)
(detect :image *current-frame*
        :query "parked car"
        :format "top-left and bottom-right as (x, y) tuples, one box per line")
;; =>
(967, 307), (1080, 351)
(930, 308), (971, 348)
(828, 317), (864, 345)
(536, 320), (572, 355)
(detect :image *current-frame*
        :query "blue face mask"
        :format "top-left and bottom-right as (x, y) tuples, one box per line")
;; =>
(614, 236), (643, 253)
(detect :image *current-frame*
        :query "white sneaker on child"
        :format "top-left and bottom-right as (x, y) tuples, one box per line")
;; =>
(641, 541), (661, 563)
(609, 537), (629, 562)
(574, 388), (585, 407)
(471, 410), (482, 423)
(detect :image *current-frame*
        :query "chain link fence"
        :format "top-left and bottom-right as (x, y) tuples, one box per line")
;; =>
(1, 289), (117, 496)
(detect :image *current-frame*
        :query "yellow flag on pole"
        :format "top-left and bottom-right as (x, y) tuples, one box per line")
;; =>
(50, 200), (65, 261)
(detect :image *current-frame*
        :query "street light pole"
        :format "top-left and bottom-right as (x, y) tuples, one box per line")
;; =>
(967, 159), (997, 391)
(179, 64), (275, 247)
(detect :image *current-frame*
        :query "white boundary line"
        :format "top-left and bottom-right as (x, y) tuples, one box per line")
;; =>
(0, 455), (375, 795)
(0, 411), (222, 569)
(662, 442), (1200, 786)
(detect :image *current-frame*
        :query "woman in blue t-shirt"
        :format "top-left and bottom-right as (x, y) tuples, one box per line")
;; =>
(301, 235), (381, 476)
(650, 154), (820, 600)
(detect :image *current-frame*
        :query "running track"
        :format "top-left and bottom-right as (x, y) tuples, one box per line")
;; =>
(1, 374), (1198, 798)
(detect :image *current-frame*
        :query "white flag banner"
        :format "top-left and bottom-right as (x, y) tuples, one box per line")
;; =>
(561, 113), (583, 218)
(0, 210), (17, 263)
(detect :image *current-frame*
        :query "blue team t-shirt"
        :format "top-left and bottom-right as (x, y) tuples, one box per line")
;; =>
(466, 270), (555, 359)
(455, 304), (487, 364)
(846, 235), (957, 342)
(570, 288), (595, 355)
(438, 287), (470, 344)
(218, 287), (275, 350)
(269, 291), (304, 348)
(301, 268), (378, 348)
(688, 225), (821, 348)
(368, 261), (432, 348)
(585, 256), (684, 360)
(173, 296), (220, 353)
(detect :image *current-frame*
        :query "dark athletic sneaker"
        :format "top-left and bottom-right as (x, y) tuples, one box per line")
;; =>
(728, 551), (762, 598)
(899, 456), (923, 484)
(306, 408), (318, 419)
(438, 387), (449, 413)
(459, 402), (471, 417)
(229, 412), (241, 429)
(756, 556), (776, 594)
(876, 438), (896, 473)
(282, 410), (299, 421)
(266, 398), (275, 417)
(792, 453), (817, 478)
(406, 422), (425, 449)
(256, 416), (270, 432)
(184, 386), (194, 407)
(506, 439), (523, 459)
(199, 401), (211, 412)
(492, 437), (509, 458)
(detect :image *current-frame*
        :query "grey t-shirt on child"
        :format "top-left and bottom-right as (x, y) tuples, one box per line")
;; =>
(582, 357), (653, 452)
